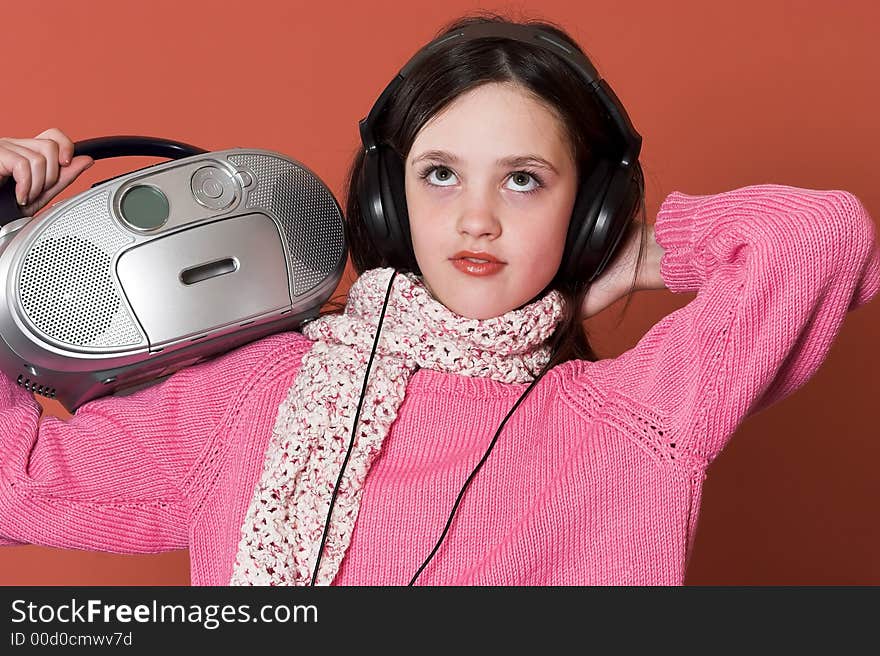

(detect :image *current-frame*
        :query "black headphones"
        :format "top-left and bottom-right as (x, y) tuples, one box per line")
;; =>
(310, 22), (644, 586)
(356, 21), (643, 283)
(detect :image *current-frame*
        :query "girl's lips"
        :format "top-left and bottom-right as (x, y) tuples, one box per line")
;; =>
(451, 259), (505, 276)
(451, 251), (503, 263)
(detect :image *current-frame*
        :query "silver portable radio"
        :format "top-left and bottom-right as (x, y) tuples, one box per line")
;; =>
(0, 136), (346, 411)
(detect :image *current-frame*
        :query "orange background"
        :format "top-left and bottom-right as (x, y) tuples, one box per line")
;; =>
(1, 0), (878, 585)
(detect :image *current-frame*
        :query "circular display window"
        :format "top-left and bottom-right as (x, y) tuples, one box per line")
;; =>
(120, 185), (170, 230)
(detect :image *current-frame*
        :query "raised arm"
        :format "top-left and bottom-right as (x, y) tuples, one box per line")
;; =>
(575, 184), (880, 465)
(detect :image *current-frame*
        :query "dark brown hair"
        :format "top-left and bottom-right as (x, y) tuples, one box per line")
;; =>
(326, 11), (650, 371)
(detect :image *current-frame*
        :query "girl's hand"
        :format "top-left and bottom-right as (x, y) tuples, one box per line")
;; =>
(0, 128), (94, 216)
(580, 220), (664, 319)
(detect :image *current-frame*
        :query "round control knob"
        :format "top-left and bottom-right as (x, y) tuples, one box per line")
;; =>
(202, 178), (223, 198)
(191, 166), (238, 210)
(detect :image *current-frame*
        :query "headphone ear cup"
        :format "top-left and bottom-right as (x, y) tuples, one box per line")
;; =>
(377, 147), (417, 271)
(587, 164), (642, 281)
(561, 158), (614, 281)
(359, 147), (388, 242)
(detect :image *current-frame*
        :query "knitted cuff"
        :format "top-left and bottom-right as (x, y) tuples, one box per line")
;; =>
(654, 189), (723, 293)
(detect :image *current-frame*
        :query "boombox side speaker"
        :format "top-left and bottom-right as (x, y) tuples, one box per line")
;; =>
(19, 189), (145, 349)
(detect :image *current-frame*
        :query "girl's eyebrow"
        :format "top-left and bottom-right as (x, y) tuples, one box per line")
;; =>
(411, 149), (559, 174)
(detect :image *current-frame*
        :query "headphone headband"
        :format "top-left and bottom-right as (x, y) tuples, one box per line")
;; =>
(399, 24), (599, 79)
(360, 22), (642, 167)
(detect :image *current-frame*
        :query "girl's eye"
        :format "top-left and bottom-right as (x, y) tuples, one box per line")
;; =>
(421, 166), (458, 187)
(505, 171), (542, 194)
(417, 166), (544, 194)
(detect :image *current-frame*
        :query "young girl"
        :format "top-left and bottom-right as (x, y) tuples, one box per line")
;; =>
(0, 14), (877, 586)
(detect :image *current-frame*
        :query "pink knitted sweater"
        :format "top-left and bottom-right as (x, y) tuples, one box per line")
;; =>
(1, 184), (878, 585)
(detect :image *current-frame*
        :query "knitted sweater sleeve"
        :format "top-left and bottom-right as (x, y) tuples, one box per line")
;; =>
(594, 183), (880, 465)
(0, 331), (305, 552)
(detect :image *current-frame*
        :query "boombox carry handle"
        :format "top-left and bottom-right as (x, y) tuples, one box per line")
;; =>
(0, 135), (208, 226)
(72, 136), (207, 161)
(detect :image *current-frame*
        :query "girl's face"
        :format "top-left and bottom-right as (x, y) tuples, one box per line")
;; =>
(404, 81), (578, 320)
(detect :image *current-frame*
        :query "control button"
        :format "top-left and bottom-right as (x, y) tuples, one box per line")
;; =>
(235, 170), (254, 188)
(191, 166), (239, 210)
(202, 178), (223, 198)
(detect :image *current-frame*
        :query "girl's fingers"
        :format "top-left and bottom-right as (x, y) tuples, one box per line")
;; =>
(1, 141), (46, 206)
(0, 142), (34, 206)
(26, 136), (62, 190)
(34, 128), (75, 167)
(19, 155), (94, 217)
(0, 129), (77, 206)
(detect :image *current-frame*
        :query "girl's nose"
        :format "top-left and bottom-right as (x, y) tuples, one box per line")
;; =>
(456, 188), (501, 240)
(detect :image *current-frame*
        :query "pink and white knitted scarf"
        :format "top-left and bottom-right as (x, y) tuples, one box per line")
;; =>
(229, 267), (565, 585)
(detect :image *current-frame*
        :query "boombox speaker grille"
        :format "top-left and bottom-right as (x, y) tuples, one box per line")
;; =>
(19, 190), (147, 349)
(228, 154), (344, 296)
